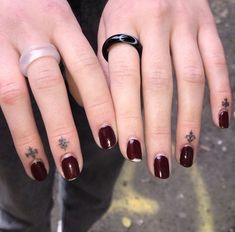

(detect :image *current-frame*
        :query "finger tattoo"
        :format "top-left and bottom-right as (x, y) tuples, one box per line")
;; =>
(222, 98), (229, 108)
(25, 147), (38, 159)
(185, 130), (196, 144)
(58, 136), (69, 151)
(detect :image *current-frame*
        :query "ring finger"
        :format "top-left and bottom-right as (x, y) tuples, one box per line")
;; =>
(171, 26), (205, 168)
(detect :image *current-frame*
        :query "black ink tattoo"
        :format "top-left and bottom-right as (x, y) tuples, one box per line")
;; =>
(58, 137), (69, 151)
(185, 130), (196, 143)
(222, 98), (229, 108)
(25, 147), (38, 159)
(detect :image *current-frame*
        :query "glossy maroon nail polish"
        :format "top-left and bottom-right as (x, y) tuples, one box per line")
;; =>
(127, 139), (142, 162)
(219, 110), (229, 128)
(180, 145), (194, 168)
(98, 125), (116, 149)
(31, 160), (48, 181)
(61, 155), (80, 181)
(154, 155), (170, 179)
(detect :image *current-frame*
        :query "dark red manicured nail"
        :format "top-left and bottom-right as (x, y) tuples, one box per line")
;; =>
(180, 145), (194, 168)
(154, 155), (170, 179)
(98, 125), (116, 149)
(219, 110), (229, 128)
(127, 138), (142, 162)
(61, 155), (80, 181)
(31, 160), (48, 181)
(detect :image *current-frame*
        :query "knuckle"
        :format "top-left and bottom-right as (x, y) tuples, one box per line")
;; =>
(174, 1), (192, 17)
(180, 122), (199, 133)
(0, 81), (26, 105)
(32, 66), (62, 90)
(86, 98), (110, 113)
(118, 111), (141, 123)
(50, 126), (76, 142)
(147, 0), (171, 18)
(15, 133), (39, 149)
(209, 53), (227, 68)
(110, 63), (137, 86)
(71, 52), (99, 74)
(182, 66), (205, 85)
(45, 1), (73, 23)
(144, 69), (172, 92)
(149, 126), (170, 138)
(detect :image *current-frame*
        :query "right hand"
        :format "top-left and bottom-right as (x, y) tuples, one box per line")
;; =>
(0, 0), (117, 181)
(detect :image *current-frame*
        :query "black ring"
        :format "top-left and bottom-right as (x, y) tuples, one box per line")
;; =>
(102, 34), (143, 62)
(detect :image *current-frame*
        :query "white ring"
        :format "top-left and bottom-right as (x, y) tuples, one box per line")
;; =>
(19, 44), (61, 77)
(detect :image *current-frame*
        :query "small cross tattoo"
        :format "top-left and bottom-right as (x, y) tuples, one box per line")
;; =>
(186, 130), (196, 143)
(58, 137), (69, 151)
(25, 147), (38, 159)
(222, 98), (229, 108)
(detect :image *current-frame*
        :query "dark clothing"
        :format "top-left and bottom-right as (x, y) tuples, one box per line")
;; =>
(0, 1), (124, 231)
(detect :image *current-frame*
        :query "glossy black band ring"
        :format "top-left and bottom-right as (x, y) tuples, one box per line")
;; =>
(102, 34), (143, 62)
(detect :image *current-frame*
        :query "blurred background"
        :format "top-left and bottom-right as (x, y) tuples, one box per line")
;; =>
(89, 0), (235, 231)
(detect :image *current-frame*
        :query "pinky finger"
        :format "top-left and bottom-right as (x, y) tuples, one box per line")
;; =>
(0, 43), (49, 181)
(198, 20), (232, 128)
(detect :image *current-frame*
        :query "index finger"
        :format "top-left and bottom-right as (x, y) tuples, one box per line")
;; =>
(53, 17), (117, 150)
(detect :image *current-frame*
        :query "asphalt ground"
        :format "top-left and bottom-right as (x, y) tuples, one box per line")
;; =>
(52, 0), (235, 231)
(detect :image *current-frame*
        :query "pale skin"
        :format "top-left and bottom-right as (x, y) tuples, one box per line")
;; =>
(0, 0), (232, 180)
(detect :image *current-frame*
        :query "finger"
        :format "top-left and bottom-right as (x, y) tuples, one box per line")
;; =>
(27, 57), (82, 181)
(171, 26), (205, 168)
(141, 25), (173, 178)
(0, 42), (48, 181)
(101, 23), (144, 162)
(198, 19), (232, 128)
(53, 17), (117, 150)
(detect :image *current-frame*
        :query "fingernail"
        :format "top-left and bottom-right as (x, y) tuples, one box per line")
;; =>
(61, 154), (80, 181)
(154, 155), (170, 179)
(127, 139), (142, 162)
(180, 145), (194, 168)
(219, 110), (229, 128)
(31, 160), (48, 181)
(98, 125), (116, 149)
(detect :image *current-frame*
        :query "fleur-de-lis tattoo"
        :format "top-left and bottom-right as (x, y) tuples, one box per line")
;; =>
(222, 98), (229, 108)
(185, 130), (196, 143)
(25, 147), (38, 159)
(58, 137), (69, 151)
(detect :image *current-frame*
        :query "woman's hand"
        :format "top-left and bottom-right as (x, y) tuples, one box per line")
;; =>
(0, 0), (117, 181)
(97, 0), (232, 178)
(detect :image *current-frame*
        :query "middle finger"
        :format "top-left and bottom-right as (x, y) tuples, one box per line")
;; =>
(141, 24), (173, 179)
